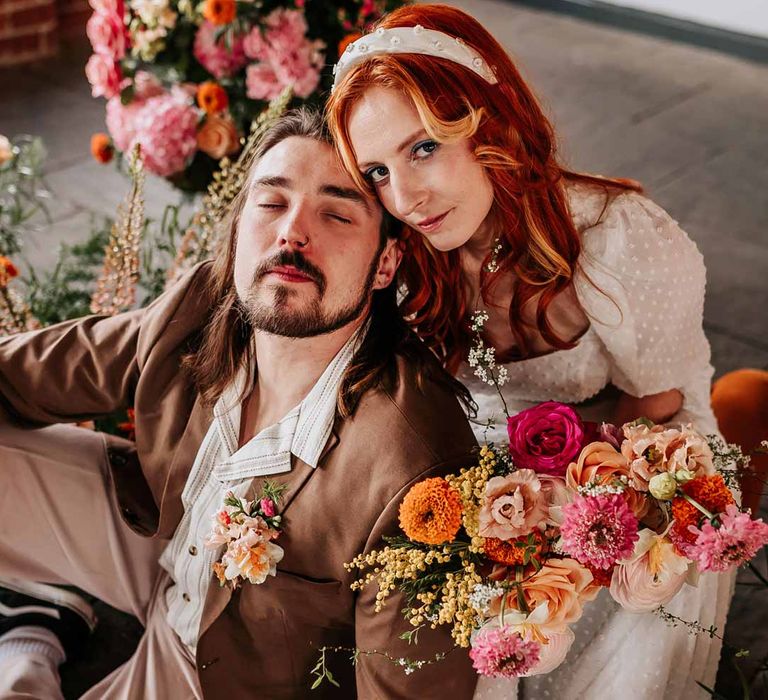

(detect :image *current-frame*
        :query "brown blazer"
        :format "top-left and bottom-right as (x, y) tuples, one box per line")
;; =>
(0, 262), (479, 699)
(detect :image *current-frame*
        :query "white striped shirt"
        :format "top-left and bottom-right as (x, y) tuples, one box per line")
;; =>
(158, 330), (361, 650)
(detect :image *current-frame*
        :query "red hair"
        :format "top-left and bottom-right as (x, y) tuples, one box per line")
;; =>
(327, 4), (641, 373)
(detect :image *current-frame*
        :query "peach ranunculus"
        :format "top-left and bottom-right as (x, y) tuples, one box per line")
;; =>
(491, 558), (597, 632)
(621, 423), (714, 491)
(609, 528), (689, 612)
(478, 470), (549, 541)
(567, 441), (649, 518)
(196, 113), (240, 160)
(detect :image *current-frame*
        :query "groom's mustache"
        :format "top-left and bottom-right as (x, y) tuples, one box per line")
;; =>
(252, 249), (327, 295)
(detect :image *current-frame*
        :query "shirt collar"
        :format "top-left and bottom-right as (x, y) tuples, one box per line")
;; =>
(211, 326), (364, 482)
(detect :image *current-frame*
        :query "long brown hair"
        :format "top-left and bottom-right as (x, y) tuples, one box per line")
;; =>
(182, 107), (472, 416)
(327, 4), (641, 373)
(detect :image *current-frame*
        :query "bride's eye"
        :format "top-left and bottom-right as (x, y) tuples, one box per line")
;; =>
(412, 140), (439, 160)
(363, 165), (389, 184)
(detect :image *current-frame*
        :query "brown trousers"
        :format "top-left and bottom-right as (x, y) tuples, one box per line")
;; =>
(0, 422), (200, 699)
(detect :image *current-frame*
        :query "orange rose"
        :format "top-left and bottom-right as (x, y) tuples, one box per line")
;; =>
(567, 442), (649, 518)
(492, 558), (597, 633)
(196, 114), (241, 160)
(202, 0), (236, 25)
(90, 132), (114, 164)
(196, 81), (229, 114)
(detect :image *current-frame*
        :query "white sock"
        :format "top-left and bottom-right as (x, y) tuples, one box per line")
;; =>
(0, 626), (66, 666)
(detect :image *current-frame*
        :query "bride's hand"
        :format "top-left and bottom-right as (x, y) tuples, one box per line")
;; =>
(614, 388), (683, 425)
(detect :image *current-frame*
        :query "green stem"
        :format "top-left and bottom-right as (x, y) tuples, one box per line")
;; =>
(681, 492), (715, 520)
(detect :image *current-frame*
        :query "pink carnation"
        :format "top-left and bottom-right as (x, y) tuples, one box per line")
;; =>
(129, 90), (199, 177)
(193, 21), (247, 79)
(686, 504), (768, 573)
(85, 54), (124, 99)
(86, 9), (127, 59)
(469, 626), (541, 678)
(560, 493), (639, 570)
(507, 401), (586, 477)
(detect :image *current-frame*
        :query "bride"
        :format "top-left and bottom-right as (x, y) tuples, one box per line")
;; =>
(326, 4), (735, 698)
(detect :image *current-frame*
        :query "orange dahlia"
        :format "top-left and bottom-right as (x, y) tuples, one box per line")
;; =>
(0, 256), (19, 286)
(203, 0), (236, 25)
(398, 477), (463, 545)
(196, 81), (229, 114)
(90, 133), (113, 164)
(483, 531), (546, 567)
(671, 474), (735, 544)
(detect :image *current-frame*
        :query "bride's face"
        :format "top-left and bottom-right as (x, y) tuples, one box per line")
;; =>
(347, 87), (495, 252)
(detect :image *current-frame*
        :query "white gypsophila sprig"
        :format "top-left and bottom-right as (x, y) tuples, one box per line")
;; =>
(468, 310), (509, 388)
(577, 475), (629, 497)
(468, 583), (505, 615)
(707, 434), (749, 490)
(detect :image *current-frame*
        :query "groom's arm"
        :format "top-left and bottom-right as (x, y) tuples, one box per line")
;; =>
(0, 263), (207, 427)
(354, 457), (478, 700)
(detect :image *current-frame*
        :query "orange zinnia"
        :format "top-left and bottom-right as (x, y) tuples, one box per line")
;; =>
(483, 531), (546, 567)
(90, 133), (113, 164)
(671, 474), (735, 544)
(398, 477), (463, 545)
(0, 256), (19, 286)
(203, 0), (236, 26)
(197, 81), (229, 114)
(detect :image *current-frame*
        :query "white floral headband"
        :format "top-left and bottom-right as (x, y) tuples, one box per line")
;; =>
(331, 25), (498, 92)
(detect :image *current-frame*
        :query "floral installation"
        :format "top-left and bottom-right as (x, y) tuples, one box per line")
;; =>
(313, 310), (768, 687)
(85, 0), (404, 190)
(205, 480), (287, 589)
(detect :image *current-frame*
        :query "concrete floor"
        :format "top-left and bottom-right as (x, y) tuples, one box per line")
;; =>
(1, 0), (767, 696)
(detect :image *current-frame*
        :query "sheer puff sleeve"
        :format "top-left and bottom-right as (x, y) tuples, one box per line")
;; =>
(573, 191), (718, 433)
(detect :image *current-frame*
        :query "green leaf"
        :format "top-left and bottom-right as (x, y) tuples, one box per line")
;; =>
(310, 677), (323, 690)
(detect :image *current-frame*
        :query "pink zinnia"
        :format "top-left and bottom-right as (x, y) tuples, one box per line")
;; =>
(687, 504), (768, 573)
(560, 494), (639, 570)
(469, 626), (541, 678)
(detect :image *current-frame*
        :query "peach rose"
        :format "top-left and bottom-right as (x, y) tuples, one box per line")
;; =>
(567, 441), (649, 518)
(492, 558), (597, 632)
(609, 529), (689, 612)
(622, 423), (713, 491)
(196, 113), (240, 160)
(479, 470), (549, 540)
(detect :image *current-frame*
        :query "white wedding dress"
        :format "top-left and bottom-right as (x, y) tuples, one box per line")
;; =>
(466, 182), (734, 700)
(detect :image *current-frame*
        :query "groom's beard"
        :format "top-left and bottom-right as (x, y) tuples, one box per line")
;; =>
(240, 248), (380, 338)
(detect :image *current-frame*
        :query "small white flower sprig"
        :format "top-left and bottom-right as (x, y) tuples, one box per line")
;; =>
(468, 310), (510, 418)
(205, 480), (288, 590)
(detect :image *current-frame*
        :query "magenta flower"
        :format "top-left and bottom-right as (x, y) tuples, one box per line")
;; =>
(469, 626), (541, 678)
(507, 401), (585, 477)
(560, 494), (639, 570)
(687, 504), (768, 573)
(260, 498), (276, 518)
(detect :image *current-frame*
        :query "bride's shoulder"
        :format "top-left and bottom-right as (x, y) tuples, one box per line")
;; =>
(565, 179), (703, 271)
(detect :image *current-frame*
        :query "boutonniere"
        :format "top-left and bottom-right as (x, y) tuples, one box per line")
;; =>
(205, 481), (287, 589)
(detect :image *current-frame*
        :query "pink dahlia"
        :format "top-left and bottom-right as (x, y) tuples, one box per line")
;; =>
(193, 21), (247, 79)
(687, 504), (768, 573)
(560, 493), (639, 570)
(469, 626), (541, 678)
(130, 90), (199, 177)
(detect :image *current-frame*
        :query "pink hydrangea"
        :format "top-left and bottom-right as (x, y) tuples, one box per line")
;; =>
(129, 89), (199, 177)
(560, 493), (639, 570)
(85, 54), (124, 99)
(193, 21), (248, 79)
(686, 504), (768, 573)
(105, 95), (143, 151)
(469, 626), (541, 678)
(243, 8), (324, 100)
(86, 8), (127, 59)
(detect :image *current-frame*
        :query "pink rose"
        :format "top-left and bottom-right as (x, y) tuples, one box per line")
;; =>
(86, 10), (127, 59)
(85, 54), (123, 99)
(478, 470), (549, 540)
(507, 402), (585, 477)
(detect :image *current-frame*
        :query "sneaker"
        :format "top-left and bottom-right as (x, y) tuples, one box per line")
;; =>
(0, 578), (97, 662)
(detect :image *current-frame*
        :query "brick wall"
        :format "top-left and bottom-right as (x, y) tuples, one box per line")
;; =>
(0, 0), (90, 67)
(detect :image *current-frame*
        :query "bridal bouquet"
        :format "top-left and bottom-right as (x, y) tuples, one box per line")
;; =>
(344, 313), (768, 681)
(85, 0), (402, 190)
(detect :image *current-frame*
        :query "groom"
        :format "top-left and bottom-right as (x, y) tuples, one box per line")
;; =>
(0, 109), (477, 698)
